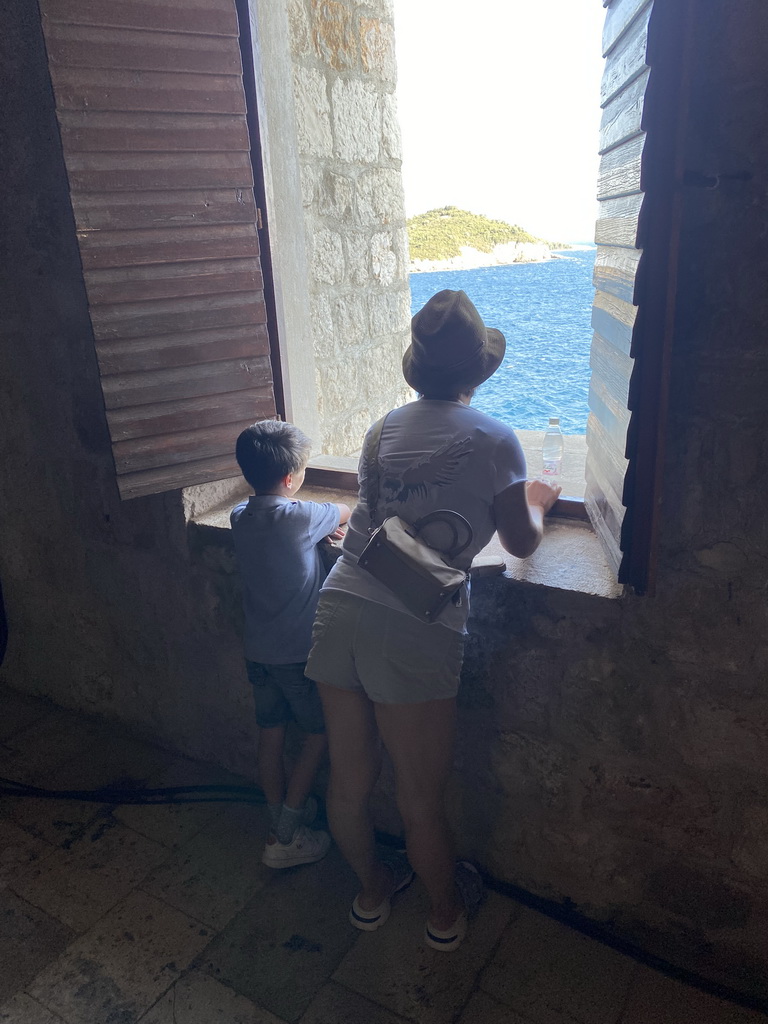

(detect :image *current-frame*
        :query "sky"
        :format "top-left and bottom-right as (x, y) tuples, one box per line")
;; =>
(392, 0), (606, 243)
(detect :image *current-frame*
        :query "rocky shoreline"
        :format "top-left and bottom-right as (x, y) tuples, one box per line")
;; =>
(409, 240), (562, 274)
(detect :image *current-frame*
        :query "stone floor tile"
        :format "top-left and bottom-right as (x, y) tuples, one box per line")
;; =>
(113, 756), (245, 849)
(0, 819), (55, 890)
(141, 802), (271, 930)
(619, 966), (768, 1024)
(11, 820), (167, 932)
(0, 710), (114, 787)
(332, 884), (515, 1024)
(457, 991), (530, 1024)
(0, 792), (114, 850)
(197, 847), (360, 1024)
(139, 970), (289, 1024)
(42, 731), (176, 793)
(299, 981), (411, 1024)
(0, 991), (67, 1023)
(0, 890), (75, 1005)
(27, 890), (213, 1024)
(480, 908), (635, 1024)
(0, 685), (52, 742)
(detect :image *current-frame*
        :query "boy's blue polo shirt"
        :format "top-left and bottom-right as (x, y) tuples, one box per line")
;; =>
(230, 494), (340, 665)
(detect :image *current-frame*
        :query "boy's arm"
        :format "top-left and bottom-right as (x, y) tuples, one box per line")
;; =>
(335, 503), (352, 525)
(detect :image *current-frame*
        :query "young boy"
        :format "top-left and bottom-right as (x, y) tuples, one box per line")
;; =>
(231, 420), (351, 868)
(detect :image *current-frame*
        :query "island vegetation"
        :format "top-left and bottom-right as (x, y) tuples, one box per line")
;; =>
(406, 206), (568, 262)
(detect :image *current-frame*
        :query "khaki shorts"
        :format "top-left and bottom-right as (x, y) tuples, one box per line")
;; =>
(305, 590), (464, 704)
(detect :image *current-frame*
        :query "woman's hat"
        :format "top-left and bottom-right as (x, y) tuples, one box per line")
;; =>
(403, 290), (506, 393)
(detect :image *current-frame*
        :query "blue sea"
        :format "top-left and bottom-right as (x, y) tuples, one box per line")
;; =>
(408, 247), (596, 435)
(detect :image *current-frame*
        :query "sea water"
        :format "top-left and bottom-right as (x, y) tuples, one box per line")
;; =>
(408, 247), (596, 435)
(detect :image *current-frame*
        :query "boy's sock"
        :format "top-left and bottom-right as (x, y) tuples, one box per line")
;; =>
(276, 803), (305, 845)
(268, 803), (282, 834)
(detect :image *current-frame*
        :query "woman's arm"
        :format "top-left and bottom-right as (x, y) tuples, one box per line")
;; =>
(492, 479), (561, 558)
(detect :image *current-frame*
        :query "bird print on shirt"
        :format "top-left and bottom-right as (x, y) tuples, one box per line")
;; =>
(379, 437), (473, 503)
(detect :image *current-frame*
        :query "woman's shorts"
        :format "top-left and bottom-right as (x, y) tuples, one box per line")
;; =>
(305, 590), (464, 704)
(245, 660), (325, 733)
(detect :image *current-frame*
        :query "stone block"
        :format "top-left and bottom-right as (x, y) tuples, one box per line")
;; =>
(293, 66), (332, 158)
(318, 169), (355, 221)
(310, 293), (336, 360)
(332, 292), (369, 349)
(302, 982), (404, 1024)
(370, 232), (398, 286)
(368, 289), (407, 338)
(356, 167), (405, 225)
(331, 79), (380, 163)
(0, 993), (66, 1024)
(621, 965), (768, 1024)
(381, 91), (403, 160)
(0, 889), (75, 1005)
(344, 231), (371, 284)
(141, 970), (288, 1024)
(310, 228), (344, 285)
(311, 0), (357, 71)
(0, 820), (55, 890)
(28, 890), (211, 1024)
(480, 908), (635, 1024)
(287, 0), (312, 59)
(196, 847), (359, 1023)
(359, 17), (396, 82)
(300, 163), (318, 208)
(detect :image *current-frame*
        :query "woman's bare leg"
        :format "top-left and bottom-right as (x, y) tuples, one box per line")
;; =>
(374, 696), (461, 930)
(317, 683), (390, 908)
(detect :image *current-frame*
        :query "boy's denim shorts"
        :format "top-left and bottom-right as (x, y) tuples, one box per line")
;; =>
(245, 660), (325, 734)
(305, 591), (464, 704)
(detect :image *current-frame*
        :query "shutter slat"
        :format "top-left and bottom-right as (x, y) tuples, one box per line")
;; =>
(593, 245), (641, 304)
(591, 290), (637, 356)
(113, 420), (258, 474)
(85, 259), (262, 304)
(40, 0), (278, 498)
(65, 151), (253, 193)
(586, 415), (628, 519)
(74, 189), (257, 231)
(602, 0), (652, 56)
(107, 390), (274, 443)
(77, 224), (260, 270)
(589, 331), (633, 412)
(48, 66), (247, 114)
(96, 323), (269, 375)
(600, 69), (648, 155)
(594, 193), (644, 248)
(600, 4), (651, 105)
(101, 356), (272, 410)
(41, 0), (239, 37)
(90, 291), (267, 341)
(45, 24), (243, 75)
(597, 134), (644, 201)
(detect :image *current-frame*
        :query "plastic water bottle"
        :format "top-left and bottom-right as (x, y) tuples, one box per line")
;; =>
(542, 417), (564, 484)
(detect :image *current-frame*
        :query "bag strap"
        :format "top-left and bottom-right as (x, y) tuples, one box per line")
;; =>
(364, 412), (389, 532)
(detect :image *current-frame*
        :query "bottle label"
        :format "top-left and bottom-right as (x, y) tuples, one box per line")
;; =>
(542, 460), (561, 478)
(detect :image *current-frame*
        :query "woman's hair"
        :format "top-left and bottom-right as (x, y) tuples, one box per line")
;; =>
(235, 419), (312, 491)
(419, 387), (476, 402)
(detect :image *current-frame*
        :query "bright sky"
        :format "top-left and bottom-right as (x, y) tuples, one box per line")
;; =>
(392, 0), (606, 243)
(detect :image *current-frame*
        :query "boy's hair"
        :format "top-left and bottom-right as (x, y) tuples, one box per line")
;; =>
(235, 420), (312, 492)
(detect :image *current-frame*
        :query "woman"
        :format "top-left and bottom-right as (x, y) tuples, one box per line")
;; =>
(305, 289), (561, 950)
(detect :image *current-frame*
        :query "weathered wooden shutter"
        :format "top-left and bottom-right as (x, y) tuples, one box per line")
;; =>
(586, 0), (653, 575)
(588, 0), (691, 592)
(38, 0), (277, 499)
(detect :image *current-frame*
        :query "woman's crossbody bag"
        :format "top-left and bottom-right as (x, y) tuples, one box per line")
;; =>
(356, 414), (473, 623)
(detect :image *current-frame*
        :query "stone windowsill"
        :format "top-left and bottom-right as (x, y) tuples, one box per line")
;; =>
(190, 482), (622, 601)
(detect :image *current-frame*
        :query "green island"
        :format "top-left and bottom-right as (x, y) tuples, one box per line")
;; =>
(406, 206), (568, 262)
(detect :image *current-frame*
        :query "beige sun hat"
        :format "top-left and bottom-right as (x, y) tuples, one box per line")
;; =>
(403, 290), (506, 393)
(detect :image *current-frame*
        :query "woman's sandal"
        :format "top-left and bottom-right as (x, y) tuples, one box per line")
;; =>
(424, 861), (485, 952)
(349, 858), (415, 932)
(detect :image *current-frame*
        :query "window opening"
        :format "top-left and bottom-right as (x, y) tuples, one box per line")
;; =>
(393, 1), (606, 502)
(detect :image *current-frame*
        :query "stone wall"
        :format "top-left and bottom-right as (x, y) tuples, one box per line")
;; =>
(285, 0), (412, 454)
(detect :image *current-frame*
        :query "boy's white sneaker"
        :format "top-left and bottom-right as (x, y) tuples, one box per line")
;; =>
(262, 825), (331, 869)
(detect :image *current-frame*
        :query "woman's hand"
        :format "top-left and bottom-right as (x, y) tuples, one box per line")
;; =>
(525, 479), (562, 514)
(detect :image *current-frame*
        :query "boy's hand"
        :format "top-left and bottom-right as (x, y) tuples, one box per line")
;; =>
(526, 479), (562, 514)
(328, 527), (346, 541)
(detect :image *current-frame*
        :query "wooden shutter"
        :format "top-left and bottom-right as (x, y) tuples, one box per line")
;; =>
(588, 0), (691, 591)
(38, 0), (277, 499)
(586, 0), (653, 576)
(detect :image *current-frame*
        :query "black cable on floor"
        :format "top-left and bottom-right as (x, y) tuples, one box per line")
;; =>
(0, 777), (267, 805)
